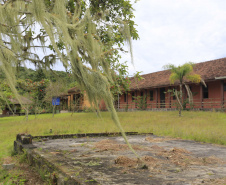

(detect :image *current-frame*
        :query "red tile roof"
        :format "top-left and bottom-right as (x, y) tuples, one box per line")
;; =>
(129, 58), (226, 90)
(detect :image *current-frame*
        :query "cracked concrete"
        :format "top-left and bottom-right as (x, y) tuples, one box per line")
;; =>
(19, 134), (226, 185)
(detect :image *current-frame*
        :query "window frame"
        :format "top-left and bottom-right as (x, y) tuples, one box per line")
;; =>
(131, 92), (135, 101)
(149, 90), (154, 101)
(124, 93), (127, 102)
(203, 85), (209, 99)
(224, 83), (226, 91)
(140, 92), (143, 97)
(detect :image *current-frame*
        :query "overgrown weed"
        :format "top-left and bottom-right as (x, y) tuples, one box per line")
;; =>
(0, 111), (226, 160)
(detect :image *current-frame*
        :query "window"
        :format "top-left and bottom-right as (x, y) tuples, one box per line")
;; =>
(203, 85), (208, 99)
(132, 92), (135, 101)
(124, 93), (127, 102)
(173, 95), (176, 100)
(224, 83), (226, 91)
(149, 90), (154, 101)
(140, 92), (143, 97)
(171, 88), (176, 100)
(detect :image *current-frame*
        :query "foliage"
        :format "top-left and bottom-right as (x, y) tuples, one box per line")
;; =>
(0, 81), (15, 109)
(0, 0), (139, 157)
(17, 79), (49, 99)
(164, 63), (201, 84)
(0, 78), (50, 117)
(133, 95), (147, 110)
(44, 81), (67, 102)
(109, 62), (145, 102)
(163, 62), (202, 116)
(44, 81), (68, 117)
(0, 67), (74, 85)
(110, 62), (130, 99)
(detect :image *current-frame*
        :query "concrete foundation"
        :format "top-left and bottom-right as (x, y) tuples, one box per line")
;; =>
(14, 133), (226, 185)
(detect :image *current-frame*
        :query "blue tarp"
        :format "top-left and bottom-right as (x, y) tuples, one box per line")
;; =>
(52, 97), (60, 105)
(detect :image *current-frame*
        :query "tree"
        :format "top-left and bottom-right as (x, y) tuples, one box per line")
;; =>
(164, 62), (204, 117)
(17, 78), (49, 118)
(44, 81), (67, 117)
(0, 0), (139, 158)
(0, 81), (16, 115)
(110, 62), (130, 99)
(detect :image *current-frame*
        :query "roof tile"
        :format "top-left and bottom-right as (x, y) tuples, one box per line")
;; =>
(130, 58), (226, 90)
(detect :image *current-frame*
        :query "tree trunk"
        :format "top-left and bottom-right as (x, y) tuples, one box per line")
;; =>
(179, 83), (182, 117)
(52, 105), (55, 118)
(25, 105), (28, 121)
(71, 103), (74, 116)
(35, 100), (37, 119)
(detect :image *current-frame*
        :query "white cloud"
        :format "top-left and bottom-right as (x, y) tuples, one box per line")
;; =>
(124, 0), (226, 75)
(28, 1), (226, 75)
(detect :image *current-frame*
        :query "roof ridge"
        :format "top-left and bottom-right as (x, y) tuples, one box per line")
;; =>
(138, 57), (226, 77)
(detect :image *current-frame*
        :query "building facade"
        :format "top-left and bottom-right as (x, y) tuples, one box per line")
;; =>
(118, 58), (226, 111)
(66, 58), (226, 111)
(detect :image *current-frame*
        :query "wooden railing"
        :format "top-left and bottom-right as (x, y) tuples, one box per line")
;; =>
(116, 99), (226, 111)
(65, 98), (226, 112)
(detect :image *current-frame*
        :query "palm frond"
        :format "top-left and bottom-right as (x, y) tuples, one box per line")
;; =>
(169, 73), (179, 84)
(201, 79), (207, 87)
(184, 84), (193, 104)
(186, 74), (201, 83)
(164, 62), (200, 84)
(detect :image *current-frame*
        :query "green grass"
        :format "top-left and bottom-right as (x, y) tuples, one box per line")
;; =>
(0, 111), (226, 160)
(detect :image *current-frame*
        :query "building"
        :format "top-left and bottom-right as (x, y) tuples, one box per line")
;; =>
(67, 87), (107, 111)
(67, 87), (90, 111)
(66, 58), (226, 111)
(118, 58), (226, 111)
(2, 96), (33, 115)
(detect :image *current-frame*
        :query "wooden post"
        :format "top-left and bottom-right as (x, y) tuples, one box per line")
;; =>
(135, 90), (137, 109)
(169, 88), (171, 109)
(221, 80), (224, 109)
(156, 88), (158, 108)
(126, 92), (128, 110)
(200, 84), (203, 109)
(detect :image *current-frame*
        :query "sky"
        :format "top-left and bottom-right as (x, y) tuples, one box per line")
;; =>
(40, 0), (226, 76)
(122, 0), (226, 76)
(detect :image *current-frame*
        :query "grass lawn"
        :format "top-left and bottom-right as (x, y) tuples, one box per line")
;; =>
(0, 111), (226, 161)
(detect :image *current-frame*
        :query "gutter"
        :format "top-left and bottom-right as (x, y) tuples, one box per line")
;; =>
(215, 76), (226, 80)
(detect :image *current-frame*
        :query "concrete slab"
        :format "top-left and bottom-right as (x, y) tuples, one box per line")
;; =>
(15, 133), (226, 184)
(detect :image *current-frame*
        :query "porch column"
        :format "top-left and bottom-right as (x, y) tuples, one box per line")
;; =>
(169, 88), (171, 108)
(127, 92), (128, 107)
(221, 80), (224, 109)
(135, 90), (137, 109)
(200, 84), (203, 109)
(156, 88), (158, 108)
(68, 95), (70, 109)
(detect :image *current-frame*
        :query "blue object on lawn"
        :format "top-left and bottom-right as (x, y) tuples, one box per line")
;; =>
(52, 97), (60, 105)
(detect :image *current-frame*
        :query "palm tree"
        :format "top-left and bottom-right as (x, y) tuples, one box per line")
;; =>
(163, 62), (204, 116)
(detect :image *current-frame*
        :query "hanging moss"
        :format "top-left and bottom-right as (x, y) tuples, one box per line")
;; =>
(0, 0), (139, 158)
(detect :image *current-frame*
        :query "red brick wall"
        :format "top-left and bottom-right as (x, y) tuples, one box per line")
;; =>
(119, 92), (126, 109)
(118, 80), (225, 110)
(146, 89), (156, 109)
(202, 81), (221, 108)
(190, 84), (202, 109)
(224, 80), (226, 108)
